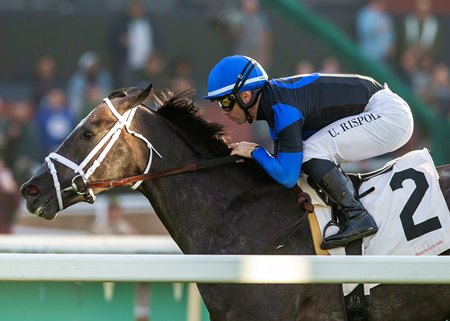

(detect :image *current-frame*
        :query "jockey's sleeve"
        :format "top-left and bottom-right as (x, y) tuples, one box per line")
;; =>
(252, 148), (303, 188)
(252, 103), (304, 188)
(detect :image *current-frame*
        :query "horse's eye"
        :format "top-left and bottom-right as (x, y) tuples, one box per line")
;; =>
(82, 131), (94, 140)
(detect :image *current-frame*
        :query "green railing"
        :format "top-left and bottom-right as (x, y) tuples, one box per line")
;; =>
(0, 282), (209, 321)
(263, 0), (449, 165)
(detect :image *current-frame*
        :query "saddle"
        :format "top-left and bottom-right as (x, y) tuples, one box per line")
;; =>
(270, 184), (372, 320)
(347, 159), (396, 193)
(277, 160), (397, 254)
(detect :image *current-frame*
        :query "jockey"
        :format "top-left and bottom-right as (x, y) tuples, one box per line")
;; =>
(204, 55), (414, 249)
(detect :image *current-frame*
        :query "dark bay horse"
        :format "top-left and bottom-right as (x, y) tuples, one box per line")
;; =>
(21, 85), (450, 321)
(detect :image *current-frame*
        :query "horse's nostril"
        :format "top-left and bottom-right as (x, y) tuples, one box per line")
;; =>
(24, 184), (40, 197)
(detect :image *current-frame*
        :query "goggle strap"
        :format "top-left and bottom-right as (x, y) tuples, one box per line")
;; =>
(232, 60), (257, 95)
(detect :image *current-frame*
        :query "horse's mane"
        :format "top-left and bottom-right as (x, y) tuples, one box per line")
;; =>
(153, 89), (231, 158)
(109, 87), (275, 184)
(109, 87), (228, 156)
(152, 89), (275, 184)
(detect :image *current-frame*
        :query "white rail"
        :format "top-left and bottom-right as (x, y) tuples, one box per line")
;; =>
(0, 254), (449, 284)
(0, 235), (181, 254)
(18, 194), (153, 217)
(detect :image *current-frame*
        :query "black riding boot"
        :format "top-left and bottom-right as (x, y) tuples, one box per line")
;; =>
(303, 159), (378, 249)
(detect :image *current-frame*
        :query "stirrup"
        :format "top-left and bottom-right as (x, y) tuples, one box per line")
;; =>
(320, 220), (343, 250)
(321, 227), (378, 250)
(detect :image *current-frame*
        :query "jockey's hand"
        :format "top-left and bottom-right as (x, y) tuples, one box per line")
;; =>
(230, 142), (260, 161)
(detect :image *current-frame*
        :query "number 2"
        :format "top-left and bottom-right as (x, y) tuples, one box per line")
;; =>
(389, 168), (442, 241)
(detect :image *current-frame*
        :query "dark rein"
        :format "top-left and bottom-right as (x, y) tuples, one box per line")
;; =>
(86, 155), (241, 189)
(86, 153), (312, 250)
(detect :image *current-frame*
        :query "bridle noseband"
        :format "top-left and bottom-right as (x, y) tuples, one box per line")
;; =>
(45, 97), (161, 211)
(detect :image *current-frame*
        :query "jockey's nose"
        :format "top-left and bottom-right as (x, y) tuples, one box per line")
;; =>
(20, 183), (40, 200)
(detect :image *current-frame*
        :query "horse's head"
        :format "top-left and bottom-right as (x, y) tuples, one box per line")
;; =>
(20, 84), (156, 219)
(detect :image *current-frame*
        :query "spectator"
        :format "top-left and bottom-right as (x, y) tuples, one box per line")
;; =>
(31, 55), (61, 109)
(108, 0), (157, 88)
(294, 60), (315, 75)
(0, 100), (40, 183)
(356, 0), (396, 67)
(171, 56), (197, 83)
(0, 158), (20, 234)
(423, 63), (450, 118)
(136, 51), (171, 90)
(320, 56), (342, 74)
(395, 48), (435, 158)
(398, 0), (443, 62)
(412, 50), (434, 97)
(170, 76), (194, 94)
(399, 46), (434, 97)
(398, 44), (422, 86)
(67, 51), (112, 120)
(81, 85), (106, 120)
(230, 0), (273, 68)
(0, 97), (6, 127)
(35, 88), (76, 158)
(169, 56), (196, 94)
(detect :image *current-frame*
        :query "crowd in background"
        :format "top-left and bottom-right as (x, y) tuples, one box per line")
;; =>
(0, 0), (449, 234)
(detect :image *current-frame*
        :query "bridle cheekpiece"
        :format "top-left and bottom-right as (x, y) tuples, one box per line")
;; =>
(45, 97), (161, 211)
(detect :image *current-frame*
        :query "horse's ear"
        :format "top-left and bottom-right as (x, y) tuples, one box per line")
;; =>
(131, 84), (152, 108)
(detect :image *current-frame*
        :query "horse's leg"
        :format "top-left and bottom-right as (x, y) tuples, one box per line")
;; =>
(295, 284), (345, 321)
(371, 284), (450, 320)
(198, 283), (347, 321)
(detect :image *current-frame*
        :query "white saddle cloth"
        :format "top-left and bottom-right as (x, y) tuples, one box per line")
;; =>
(300, 149), (450, 295)
(300, 149), (450, 257)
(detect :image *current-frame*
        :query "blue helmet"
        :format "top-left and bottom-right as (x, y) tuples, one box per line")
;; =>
(204, 55), (268, 100)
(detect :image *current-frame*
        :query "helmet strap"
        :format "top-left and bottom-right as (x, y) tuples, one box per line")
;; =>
(230, 59), (262, 124)
(235, 88), (263, 124)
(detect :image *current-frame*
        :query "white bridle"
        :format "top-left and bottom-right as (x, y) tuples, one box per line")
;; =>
(45, 97), (162, 211)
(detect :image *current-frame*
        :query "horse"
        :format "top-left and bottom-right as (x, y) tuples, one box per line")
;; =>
(21, 85), (450, 321)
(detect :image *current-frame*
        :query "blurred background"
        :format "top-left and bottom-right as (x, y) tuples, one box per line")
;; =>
(0, 0), (449, 234)
(0, 0), (448, 235)
(0, 0), (449, 319)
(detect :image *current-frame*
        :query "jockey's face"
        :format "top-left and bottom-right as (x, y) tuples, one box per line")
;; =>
(223, 101), (247, 125)
(221, 91), (254, 125)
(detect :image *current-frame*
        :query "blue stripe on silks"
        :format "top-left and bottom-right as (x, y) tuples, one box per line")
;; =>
(272, 103), (303, 136)
(252, 148), (303, 188)
(269, 73), (320, 89)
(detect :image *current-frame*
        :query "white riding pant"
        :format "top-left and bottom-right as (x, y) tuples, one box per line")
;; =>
(303, 85), (414, 164)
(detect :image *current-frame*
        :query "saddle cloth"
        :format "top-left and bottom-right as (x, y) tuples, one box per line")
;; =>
(299, 148), (450, 257)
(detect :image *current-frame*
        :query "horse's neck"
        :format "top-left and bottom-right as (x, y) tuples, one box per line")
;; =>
(142, 169), (241, 253)
(135, 114), (309, 255)
(140, 165), (305, 255)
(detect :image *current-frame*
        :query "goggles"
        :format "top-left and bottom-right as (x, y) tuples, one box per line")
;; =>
(217, 95), (236, 112)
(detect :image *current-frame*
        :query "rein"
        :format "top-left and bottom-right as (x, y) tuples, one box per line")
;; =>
(86, 155), (241, 189)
